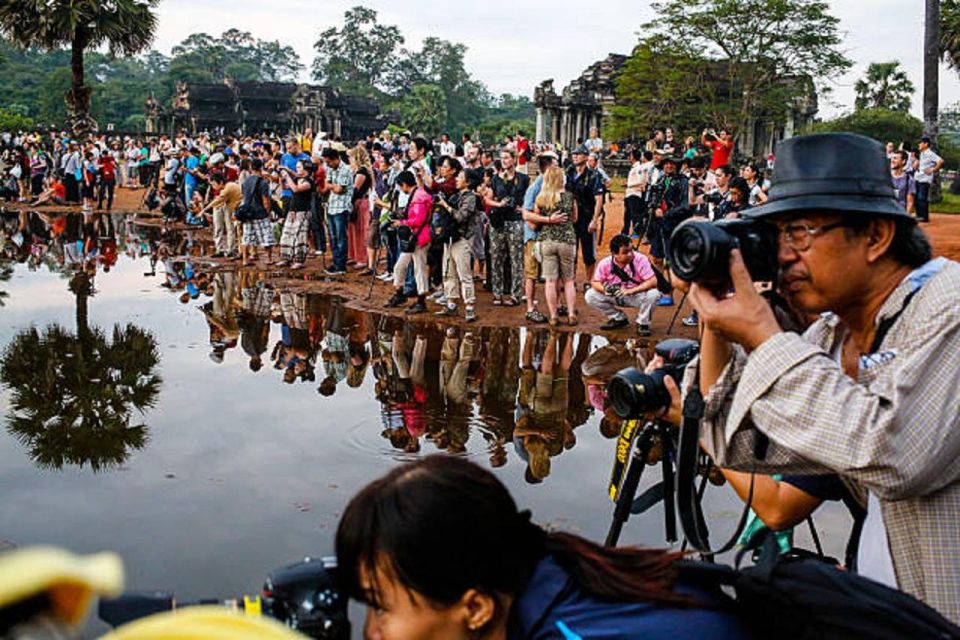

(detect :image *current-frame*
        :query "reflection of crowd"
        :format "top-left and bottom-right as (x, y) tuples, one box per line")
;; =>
(148, 259), (614, 482)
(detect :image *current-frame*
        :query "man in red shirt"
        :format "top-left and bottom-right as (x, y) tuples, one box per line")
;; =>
(701, 128), (734, 170)
(97, 153), (117, 210)
(516, 129), (531, 175)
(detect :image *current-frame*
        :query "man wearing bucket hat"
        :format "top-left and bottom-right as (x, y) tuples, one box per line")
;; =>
(680, 133), (960, 622)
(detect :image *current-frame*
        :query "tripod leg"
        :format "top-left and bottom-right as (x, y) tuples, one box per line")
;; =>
(605, 425), (656, 547)
(661, 427), (677, 542)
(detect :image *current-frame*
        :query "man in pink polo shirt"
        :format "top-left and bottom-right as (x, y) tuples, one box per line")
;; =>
(585, 234), (660, 336)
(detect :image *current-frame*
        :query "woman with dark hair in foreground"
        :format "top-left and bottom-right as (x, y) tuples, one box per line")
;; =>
(336, 455), (750, 639)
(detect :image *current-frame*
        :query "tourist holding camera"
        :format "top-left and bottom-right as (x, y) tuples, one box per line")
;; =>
(586, 234), (660, 336)
(385, 170), (432, 314)
(675, 133), (960, 623)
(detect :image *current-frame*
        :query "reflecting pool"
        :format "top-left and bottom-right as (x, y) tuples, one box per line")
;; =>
(0, 214), (850, 636)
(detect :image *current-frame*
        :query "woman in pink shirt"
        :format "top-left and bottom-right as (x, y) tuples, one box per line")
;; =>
(385, 170), (433, 314)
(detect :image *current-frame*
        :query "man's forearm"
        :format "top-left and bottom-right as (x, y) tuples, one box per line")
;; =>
(700, 326), (733, 396)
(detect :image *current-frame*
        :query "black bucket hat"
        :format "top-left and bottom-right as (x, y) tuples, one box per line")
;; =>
(748, 133), (910, 220)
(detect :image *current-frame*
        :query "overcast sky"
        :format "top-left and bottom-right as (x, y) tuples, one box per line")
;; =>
(152, 0), (956, 120)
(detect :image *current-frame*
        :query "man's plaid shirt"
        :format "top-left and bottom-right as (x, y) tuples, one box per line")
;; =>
(690, 257), (960, 623)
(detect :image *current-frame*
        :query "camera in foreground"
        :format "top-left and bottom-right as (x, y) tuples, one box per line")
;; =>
(607, 339), (700, 419)
(99, 556), (349, 639)
(668, 218), (779, 291)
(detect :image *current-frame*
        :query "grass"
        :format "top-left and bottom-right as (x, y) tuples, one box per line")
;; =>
(933, 190), (960, 215)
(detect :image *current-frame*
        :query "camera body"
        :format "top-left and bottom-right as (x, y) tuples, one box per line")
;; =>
(703, 190), (725, 206)
(99, 556), (350, 640)
(668, 218), (778, 292)
(607, 339), (700, 418)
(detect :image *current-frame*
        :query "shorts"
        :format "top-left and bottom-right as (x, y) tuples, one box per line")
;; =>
(540, 240), (576, 281)
(242, 218), (275, 247)
(524, 240), (540, 280)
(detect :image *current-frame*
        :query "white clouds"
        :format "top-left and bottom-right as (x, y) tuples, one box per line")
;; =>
(152, 0), (958, 119)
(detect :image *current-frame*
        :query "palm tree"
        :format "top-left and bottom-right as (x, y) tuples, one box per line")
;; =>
(941, 0), (960, 69)
(925, 0), (941, 142)
(0, 271), (162, 471)
(0, 0), (159, 137)
(854, 62), (915, 112)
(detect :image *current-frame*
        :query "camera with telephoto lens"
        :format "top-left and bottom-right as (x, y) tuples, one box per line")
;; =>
(703, 190), (725, 206)
(98, 556), (349, 639)
(668, 218), (779, 293)
(606, 339), (700, 419)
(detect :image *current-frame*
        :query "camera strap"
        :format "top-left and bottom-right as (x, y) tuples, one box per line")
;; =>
(676, 367), (766, 557)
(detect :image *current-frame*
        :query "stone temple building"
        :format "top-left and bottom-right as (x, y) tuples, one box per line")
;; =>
(145, 80), (390, 141)
(534, 53), (818, 159)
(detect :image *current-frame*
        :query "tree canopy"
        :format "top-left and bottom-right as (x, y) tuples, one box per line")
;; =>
(854, 62), (915, 112)
(0, 0), (159, 135)
(608, 0), (851, 141)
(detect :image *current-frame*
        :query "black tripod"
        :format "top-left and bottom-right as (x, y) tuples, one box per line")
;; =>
(605, 419), (678, 547)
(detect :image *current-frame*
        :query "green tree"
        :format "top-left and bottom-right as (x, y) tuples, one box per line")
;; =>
(810, 108), (924, 147)
(170, 30), (303, 85)
(621, 0), (851, 142)
(0, 106), (34, 131)
(854, 62), (915, 112)
(0, 272), (162, 471)
(606, 35), (726, 141)
(0, 0), (159, 137)
(312, 6), (404, 96)
(398, 84), (448, 139)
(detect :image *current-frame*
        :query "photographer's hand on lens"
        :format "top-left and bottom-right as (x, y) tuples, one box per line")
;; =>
(642, 355), (683, 426)
(688, 250), (781, 352)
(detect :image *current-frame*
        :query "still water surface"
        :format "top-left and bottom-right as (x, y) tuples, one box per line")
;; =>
(0, 221), (847, 636)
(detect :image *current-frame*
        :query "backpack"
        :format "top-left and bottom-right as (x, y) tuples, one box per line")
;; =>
(678, 539), (960, 640)
(431, 193), (461, 245)
(236, 177), (266, 222)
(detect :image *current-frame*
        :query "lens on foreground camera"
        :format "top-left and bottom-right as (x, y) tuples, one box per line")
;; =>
(607, 367), (674, 419)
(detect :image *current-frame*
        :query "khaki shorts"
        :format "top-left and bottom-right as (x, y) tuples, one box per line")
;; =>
(524, 240), (540, 280)
(540, 240), (576, 281)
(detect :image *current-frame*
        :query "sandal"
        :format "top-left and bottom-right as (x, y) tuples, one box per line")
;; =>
(492, 296), (503, 306)
(272, 259), (289, 267)
(502, 297), (519, 307)
(290, 263), (304, 270)
(548, 317), (559, 328)
(567, 313), (579, 327)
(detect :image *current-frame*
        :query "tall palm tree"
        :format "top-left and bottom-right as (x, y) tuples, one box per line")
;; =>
(0, 272), (162, 471)
(853, 62), (916, 112)
(925, 0), (941, 142)
(0, 0), (159, 137)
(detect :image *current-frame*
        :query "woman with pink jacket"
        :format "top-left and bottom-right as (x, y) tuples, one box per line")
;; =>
(384, 170), (433, 314)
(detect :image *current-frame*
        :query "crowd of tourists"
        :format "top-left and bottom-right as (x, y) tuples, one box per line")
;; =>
(1, 122), (958, 640)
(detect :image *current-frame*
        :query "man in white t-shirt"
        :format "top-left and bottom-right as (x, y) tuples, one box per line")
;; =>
(913, 135), (943, 223)
(439, 133), (456, 158)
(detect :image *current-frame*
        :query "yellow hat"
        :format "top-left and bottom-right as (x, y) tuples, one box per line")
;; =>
(0, 546), (123, 626)
(103, 606), (308, 639)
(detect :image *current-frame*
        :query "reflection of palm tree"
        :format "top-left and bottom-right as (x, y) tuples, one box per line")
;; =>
(0, 272), (162, 470)
(0, 261), (12, 307)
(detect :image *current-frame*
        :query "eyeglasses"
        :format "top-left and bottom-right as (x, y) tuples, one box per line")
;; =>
(777, 221), (848, 252)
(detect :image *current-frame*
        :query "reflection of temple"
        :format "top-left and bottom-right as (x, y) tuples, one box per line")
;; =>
(146, 80), (391, 140)
(534, 54), (627, 147)
(534, 53), (818, 159)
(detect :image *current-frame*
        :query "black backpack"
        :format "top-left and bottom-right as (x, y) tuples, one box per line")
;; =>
(431, 193), (461, 245)
(678, 538), (960, 640)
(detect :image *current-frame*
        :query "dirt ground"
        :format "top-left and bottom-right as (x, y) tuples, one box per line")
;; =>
(24, 187), (960, 337)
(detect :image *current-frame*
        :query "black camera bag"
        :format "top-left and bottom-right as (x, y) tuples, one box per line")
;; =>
(677, 538), (960, 640)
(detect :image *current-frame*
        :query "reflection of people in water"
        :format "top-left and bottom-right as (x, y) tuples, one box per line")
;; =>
(271, 292), (316, 384)
(318, 299), (351, 395)
(202, 271), (239, 364)
(391, 331), (429, 445)
(515, 329), (576, 484)
(238, 272), (272, 372)
(477, 327), (521, 467)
